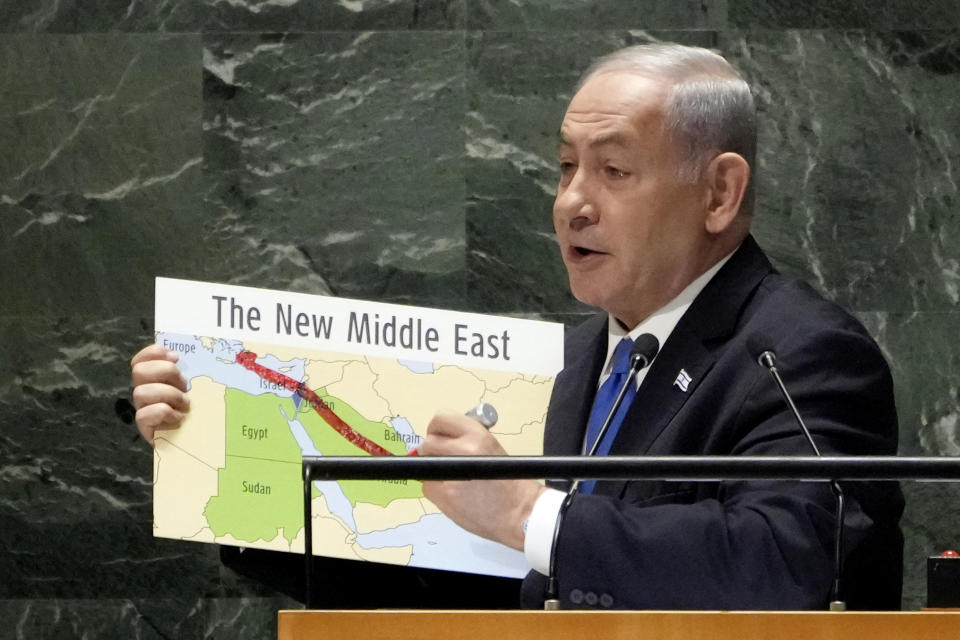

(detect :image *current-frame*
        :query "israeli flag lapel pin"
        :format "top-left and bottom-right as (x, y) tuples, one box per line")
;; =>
(673, 368), (692, 392)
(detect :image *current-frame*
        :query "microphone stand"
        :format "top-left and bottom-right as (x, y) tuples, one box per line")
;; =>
(758, 350), (846, 611)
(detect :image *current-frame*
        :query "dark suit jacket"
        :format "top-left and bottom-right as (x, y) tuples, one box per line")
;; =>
(521, 235), (904, 610)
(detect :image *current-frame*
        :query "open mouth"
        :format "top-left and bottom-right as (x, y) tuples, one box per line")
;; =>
(571, 245), (605, 258)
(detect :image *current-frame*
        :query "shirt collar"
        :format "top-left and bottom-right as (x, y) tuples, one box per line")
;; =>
(601, 246), (739, 383)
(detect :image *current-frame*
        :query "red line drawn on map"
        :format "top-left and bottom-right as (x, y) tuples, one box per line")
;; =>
(235, 350), (394, 457)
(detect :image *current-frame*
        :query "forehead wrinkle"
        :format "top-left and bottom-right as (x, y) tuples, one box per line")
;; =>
(558, 126), (635, 152)
(587, 131), (632, 148)
(561, 74), (670, 146)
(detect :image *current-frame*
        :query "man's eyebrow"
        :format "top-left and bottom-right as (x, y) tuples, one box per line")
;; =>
(557, 130), (632, 149)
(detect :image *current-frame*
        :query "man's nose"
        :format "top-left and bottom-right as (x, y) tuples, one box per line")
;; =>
(554, 170), (598, 231)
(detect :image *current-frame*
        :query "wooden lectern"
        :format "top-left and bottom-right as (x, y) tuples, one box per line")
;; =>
(278, 610), (960, 640)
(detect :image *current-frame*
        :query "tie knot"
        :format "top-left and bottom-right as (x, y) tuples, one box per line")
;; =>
(610, 337), (634, 375)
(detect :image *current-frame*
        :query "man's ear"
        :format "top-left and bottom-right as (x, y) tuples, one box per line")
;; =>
(703, 152), (750, 234)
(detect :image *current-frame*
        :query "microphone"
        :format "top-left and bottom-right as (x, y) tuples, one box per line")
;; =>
(543, 333), (660, 610)
(752, 343), (847, 611)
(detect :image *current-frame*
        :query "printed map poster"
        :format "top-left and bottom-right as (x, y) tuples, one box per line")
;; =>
(152, 277), (563, 578)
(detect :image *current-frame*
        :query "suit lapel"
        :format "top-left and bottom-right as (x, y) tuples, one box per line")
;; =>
(543, 314), (606, 490)
(596, 235), (775, 497)
(606, 324), (715, 458)
(544, 314), (606, 457)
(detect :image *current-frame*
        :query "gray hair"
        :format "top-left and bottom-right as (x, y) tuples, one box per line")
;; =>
(577, 43), (756, 214)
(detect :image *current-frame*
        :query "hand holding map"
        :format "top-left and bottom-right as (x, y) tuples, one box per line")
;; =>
(131, 344), (190, 444)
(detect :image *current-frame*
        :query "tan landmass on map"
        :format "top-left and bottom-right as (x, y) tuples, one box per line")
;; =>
(471, 368), (527, 393)
(352, 543), (413, 565)
(419, 497), (442, 516)
(371, 361), (486, 436)
(301, 358), (354, 391)
(485, 377), (553, 438)
(153, 440), (219, 539)
(495, 421), (544, 455)
(181, 527), (216, 543)
(162, 376), (226, 469)
(353, 498), (427, 534)
(324, 360), (392, 423)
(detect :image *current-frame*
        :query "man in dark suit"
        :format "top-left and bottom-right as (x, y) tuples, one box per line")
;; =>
(132, 43), (903, 610)
(421, 44), (903, 610)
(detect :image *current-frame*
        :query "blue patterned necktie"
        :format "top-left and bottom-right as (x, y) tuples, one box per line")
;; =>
(581, 337), (637, 494)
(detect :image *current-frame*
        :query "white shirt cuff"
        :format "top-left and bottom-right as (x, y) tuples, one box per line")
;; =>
(523, 488), (568, 576)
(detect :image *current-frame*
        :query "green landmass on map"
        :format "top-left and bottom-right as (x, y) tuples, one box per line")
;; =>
(299, 387), (423, 507)
(223, 387), (304, 463)
(204, 388), (303, 542)
(204, 456), (302, 542)
(205, 383), (423, 543)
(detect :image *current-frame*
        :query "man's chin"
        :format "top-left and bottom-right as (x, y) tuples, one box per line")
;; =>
(570, 285), (643, 327)
(568, 283), (614, 314)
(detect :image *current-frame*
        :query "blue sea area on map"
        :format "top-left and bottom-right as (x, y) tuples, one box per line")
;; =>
(280, 408), (319, 455)
(310, 480), (358, 532)
(157, 332), (305, 399)
(389, 417), (421, 452)
(355, 513), (528, 579)
(397, 359), (434, 374)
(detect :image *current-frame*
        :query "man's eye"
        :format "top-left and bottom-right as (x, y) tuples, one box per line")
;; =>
(560, 161), (576, 173)
(605, 166), (628, 178)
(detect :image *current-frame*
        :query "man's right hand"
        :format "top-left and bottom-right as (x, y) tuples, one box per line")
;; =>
(131, 344), (190, 445)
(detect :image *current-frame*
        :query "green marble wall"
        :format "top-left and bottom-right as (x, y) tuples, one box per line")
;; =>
(1, 1), (958, 636)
